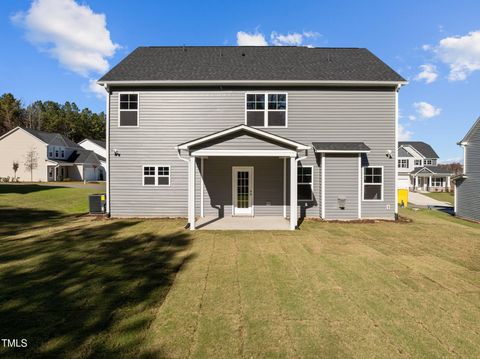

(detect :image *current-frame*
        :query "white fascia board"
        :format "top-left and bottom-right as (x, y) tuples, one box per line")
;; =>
(313, 149), (370, 154)
(178, 124), (309, 151)
(98, 79), (408, 87)
(190, 149), (297, 157)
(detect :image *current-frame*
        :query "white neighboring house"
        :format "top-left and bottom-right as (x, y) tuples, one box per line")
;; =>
(78, 139), (106, 181)
(397, 141), (452, 192)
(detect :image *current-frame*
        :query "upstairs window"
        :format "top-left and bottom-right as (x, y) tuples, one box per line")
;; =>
(363, 167), (383, 201)
(398, 159), (409, 168)
(119, 93), (139, 127)
(424, 159), (436, 166)
(61, 150), (65, 158)
(298, 166), (313, 201)
(414, 160), (422, 166)
(55, 148), (59, 158)
(246, 93), (287, 127)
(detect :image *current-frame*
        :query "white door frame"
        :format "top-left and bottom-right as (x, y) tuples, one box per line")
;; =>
(232, 166), (254, 216)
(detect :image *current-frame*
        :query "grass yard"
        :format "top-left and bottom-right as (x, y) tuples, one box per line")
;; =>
(1, 185), (480, 358)
(424, 191), (455, 205)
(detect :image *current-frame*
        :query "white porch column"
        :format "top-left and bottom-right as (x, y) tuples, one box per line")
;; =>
(283, 158), (287, 218)
(415, 176), (418, 190)
(188, 156), (196, 230)
(200, 157), (204, 217)
(428, 176), (432, 190)
(447, 176), (451, 190)
(290, 157), (297, 230)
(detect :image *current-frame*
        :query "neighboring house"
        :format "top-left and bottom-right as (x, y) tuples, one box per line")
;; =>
(397, 141), (452, 192)
(78, 138), (106, 181)
(98, 46), (407, 230)
(455, 117), (480, 221)
(0, 127), (102, 182)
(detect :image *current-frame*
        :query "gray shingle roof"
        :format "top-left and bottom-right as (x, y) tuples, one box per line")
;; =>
(66, 149), (99, 164)
(80, 138), (106, 149)
(312, 142), (371, 152)
(398, 147), (413, 157)
(22, 127), (80, 148)
(99, 46), (405, 83)
(411, 166), (452, 175)
(399, 141), (439, 159)
(459, 116), (480, 144)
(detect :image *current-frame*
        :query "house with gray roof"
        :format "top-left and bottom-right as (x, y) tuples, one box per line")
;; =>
(397, 141), (452, 192)
(0, 127), (102, 182)
(78, 138), (107, 181)
(454, 117), (480, 221)
(98, 46), (407, 230)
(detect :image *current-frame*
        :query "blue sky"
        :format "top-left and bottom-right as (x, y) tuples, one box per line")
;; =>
(1, 0), (480, 162)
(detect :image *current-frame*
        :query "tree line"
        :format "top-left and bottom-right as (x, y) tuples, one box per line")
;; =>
(0, 93), (105, 142)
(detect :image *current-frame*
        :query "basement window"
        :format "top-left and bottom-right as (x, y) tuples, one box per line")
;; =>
(119, 93), (139, 127)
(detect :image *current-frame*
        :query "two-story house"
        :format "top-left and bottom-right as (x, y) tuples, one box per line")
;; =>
(455, 117), (480, 221)
(397, 141), (452, 192)
(0, 127), (102, 182)
(98, 46), (406, 230)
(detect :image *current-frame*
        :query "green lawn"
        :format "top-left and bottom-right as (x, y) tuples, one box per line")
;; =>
(1, 185), (479, 358)
(424, 191), (455, 205)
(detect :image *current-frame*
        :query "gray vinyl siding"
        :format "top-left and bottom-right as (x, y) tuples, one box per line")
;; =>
(324, 154), (359, 220)
(201, 157), (285, 217)
(109, 89), (396, 219)
(456, 125), (480, 221)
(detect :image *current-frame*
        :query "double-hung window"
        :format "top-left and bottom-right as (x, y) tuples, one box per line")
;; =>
(298, 166), (313, 201)
(143, 165), (170, 186)
(398, 159), (409, 168)
(119, 93), (139, 127)
(246, 93), (287, 127)
(414, 160), (422, 166)
(424, 159), (436, 166)
(363, 167), (383, 201)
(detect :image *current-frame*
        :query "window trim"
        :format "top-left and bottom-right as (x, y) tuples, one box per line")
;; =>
(142, 165), (171, 187)
(297, 165), (314, 202)
(118, 92), (140, 128)
(398, 159), (409, 168)
(244, 92), (288, 128)
(362, 166), (384, 201)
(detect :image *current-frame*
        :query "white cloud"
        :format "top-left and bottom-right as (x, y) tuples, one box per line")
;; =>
(236, 31), (268, 46)
(413, 101), (442, 119)
(12, 0), (119, 77)
(398, 123), (413, 141)
(408, 115), (417, 121)
(86, 79), (106, 99)
(270, 31), (320, 46)
(424, 30), (480, 81)
(414, 64), (438, 84)
(237, 30), (320, 47)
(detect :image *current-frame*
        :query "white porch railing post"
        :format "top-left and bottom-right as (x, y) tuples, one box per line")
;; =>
(188, 156), (196, 230)
(290, 157), (297, 230)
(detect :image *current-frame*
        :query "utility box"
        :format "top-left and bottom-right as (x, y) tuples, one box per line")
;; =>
(89, 193), (106, 214)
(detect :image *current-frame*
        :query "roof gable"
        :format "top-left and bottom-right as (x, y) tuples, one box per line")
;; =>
(459, 117), (480, 144)
(399, 141), (439, 159)
(99, 46), (406, 84)
(398, 147), (413, 158)
(178, 125), (309, 151)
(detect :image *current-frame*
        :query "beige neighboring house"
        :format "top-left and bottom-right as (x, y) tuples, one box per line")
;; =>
(0, 127), (102, 182)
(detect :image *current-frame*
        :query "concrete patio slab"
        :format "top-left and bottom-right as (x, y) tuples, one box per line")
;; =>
(196, 216), (291, 230)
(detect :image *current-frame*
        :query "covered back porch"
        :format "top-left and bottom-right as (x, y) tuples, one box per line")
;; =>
(177, 125), (310, 230)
